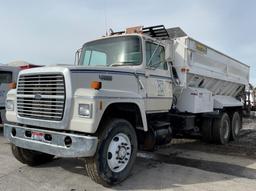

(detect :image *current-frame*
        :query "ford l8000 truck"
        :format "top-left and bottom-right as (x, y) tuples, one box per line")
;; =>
(4, 25), (249, 186)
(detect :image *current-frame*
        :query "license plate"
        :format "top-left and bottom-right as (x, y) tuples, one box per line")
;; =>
(31, 131), (45, 142)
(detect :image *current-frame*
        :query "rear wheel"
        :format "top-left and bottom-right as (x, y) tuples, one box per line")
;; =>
(11, 144), (54, 166)
(230, 112), (241, 141)
(212, 113), (230, 144)
(85, 118), (137, 186)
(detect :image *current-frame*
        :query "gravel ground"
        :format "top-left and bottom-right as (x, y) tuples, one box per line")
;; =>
(0, 117), (256, 191)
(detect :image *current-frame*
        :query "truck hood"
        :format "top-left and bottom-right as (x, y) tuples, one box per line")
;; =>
(19, 65), (145, 77)
(18, 65), (144, 97)
(60, 65), (144, 74)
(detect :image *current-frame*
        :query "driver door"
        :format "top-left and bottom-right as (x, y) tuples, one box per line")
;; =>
(145, 41), (172, 113)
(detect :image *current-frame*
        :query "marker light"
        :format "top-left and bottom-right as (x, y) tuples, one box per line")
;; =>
(8, 82), (16, 89)
(90, 81), (102, 90)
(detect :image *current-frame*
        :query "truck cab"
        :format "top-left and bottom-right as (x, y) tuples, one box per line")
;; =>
(77, 31), (173, 114)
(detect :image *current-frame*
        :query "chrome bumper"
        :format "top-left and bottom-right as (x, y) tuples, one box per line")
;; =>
(4, 123), (98, 157)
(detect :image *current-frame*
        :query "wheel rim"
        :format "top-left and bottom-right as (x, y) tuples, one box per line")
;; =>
(222, 120), (229, 139)
(223, 120), (229, 139)
(107, 133), (132, 173)
(234, 118), (240, 135)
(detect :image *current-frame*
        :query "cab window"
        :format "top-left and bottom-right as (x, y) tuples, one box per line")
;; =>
(0, 71), (12, 83)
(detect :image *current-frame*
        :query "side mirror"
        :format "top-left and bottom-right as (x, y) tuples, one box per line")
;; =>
(74, 48), (82, 65)
(166, 57), (172, 63)
(169, 62), (180, 85)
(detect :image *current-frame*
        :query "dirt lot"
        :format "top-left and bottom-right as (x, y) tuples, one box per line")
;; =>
(0, 118), (256, 191)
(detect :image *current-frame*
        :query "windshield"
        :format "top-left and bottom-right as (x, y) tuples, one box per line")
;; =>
(79, 36), (142, 67)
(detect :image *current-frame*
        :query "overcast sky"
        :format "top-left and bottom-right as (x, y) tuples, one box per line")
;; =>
(0, 0), (255, 85)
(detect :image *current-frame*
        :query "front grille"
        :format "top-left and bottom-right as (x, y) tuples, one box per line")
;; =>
(17, 74), (65, 121)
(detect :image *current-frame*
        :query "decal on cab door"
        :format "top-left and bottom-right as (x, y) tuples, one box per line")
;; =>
(156, 80), (165, 96)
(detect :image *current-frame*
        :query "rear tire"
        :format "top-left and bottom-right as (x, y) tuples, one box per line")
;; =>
(212, 113), (230, 145)
(11, 144), (54, 166)
(85, 118), (137, 186)
(230, 112), (241, 141)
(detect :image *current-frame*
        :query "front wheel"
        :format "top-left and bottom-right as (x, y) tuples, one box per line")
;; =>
(85, 118), (138, 186)
(11, 144), (54, 166)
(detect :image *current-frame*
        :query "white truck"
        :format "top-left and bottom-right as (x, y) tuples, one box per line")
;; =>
(0, 62), (41, 125)
(0, 65), (20, 124)
(4, 25), (250, 186)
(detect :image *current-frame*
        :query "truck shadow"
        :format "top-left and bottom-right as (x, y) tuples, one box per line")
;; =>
(36, 151), (256, 190)
(37, 157), (88, 176)
(114, 154), (256, 190)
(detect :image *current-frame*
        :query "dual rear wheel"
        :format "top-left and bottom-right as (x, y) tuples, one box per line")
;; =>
(230, 112), (242, 141)
(202, 111), (241, 144)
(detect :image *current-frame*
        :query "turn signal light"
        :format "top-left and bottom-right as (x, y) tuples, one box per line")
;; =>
(8, 82), (16, 89)
(90, 81), (102, 90)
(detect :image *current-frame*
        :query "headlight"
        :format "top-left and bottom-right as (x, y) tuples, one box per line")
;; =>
(6, 100), (14, 111)
(78, 104), (92, 118)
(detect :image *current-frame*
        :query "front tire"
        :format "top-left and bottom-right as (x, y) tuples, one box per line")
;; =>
(85, 118), (138, 186)
(11, 144), (54, 166)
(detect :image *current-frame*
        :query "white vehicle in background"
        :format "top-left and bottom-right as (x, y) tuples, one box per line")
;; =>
(4, 25), (250, 186)
(0, 61), (41, 125)
(0, 65), (20, 124)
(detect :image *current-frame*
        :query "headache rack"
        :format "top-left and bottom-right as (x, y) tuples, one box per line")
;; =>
(110, 25), (171, 40)
(142, 25), (169, 39)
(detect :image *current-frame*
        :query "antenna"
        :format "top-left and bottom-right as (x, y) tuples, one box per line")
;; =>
(104, 0), (108, 35)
